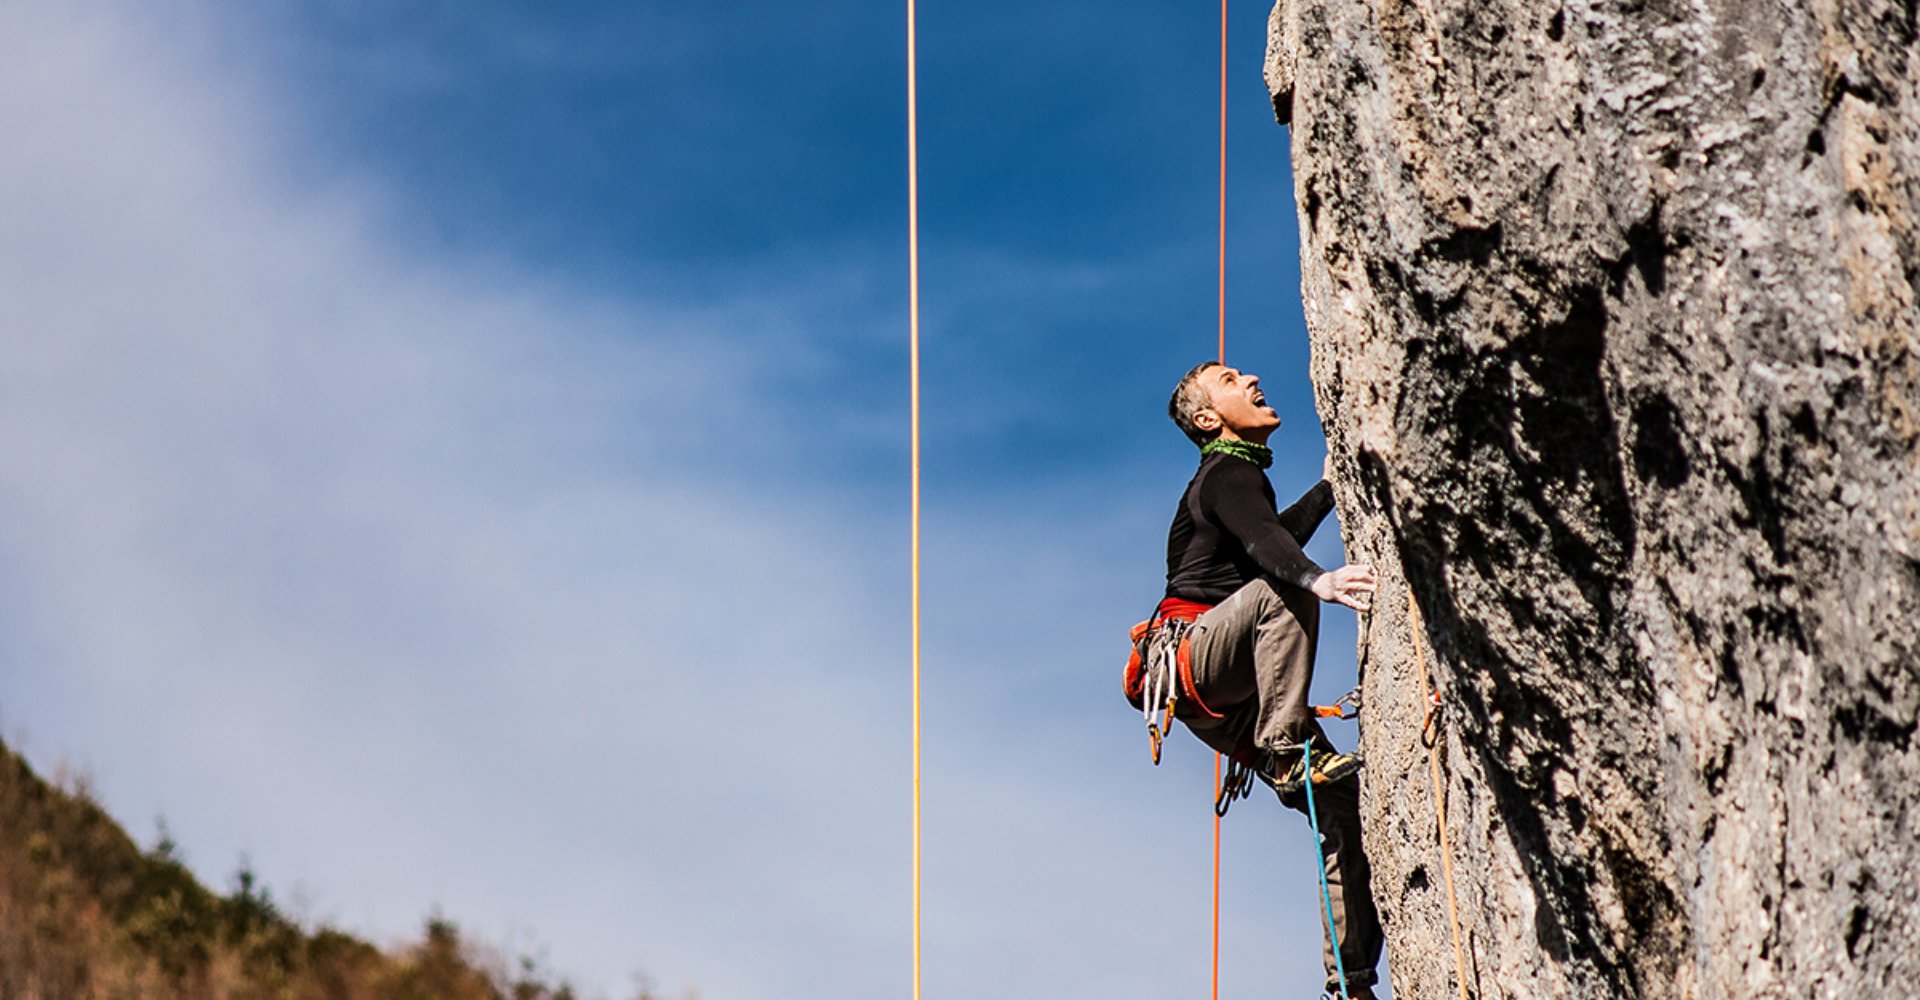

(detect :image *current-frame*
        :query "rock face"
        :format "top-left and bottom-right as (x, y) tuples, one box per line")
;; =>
(1266, 0), (1919, 996)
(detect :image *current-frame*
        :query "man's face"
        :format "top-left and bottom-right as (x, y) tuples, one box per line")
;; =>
(1198, 365), (1281, 441)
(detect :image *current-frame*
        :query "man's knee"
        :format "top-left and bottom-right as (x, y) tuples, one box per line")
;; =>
(1223, 575), (1292, 621)
(1266, 578), (1323, 636)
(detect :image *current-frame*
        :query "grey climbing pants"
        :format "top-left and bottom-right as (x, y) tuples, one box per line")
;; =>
(1177, 576), (1384, 990)
(1180, 575), (1321, 752)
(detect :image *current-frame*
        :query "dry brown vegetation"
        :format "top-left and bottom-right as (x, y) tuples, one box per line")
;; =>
(0, 738), (624, 1000)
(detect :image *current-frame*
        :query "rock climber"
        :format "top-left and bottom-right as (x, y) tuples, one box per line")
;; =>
(1129, 360), (1385, 997)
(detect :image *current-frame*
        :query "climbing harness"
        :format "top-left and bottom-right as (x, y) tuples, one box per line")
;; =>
(1123, 598), (1217, 763)
(1125, 616), (1190, 762)
(1409, 594), (1472, 1000)
(1126, 615), (1190, 764)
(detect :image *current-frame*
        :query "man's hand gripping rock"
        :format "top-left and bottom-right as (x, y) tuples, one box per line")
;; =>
(1311, 564), (1376, 612)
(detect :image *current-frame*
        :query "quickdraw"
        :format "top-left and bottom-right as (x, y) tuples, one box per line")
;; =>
(1409, 591), (1471, 1000)
(1315, 686), (1363, 721)
(1214, 685), (1362, 817)
(1213, 755), (1256, 817)
(1420, 687), (1444, 749)
(1131, 617), (1194, 764)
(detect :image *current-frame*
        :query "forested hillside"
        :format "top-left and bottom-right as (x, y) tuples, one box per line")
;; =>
(0, 738), (590, 1000)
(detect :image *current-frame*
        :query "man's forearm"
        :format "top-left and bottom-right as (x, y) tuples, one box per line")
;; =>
(1277, 479), (1335, 544)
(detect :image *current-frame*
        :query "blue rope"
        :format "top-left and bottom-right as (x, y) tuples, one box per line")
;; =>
(1302, 742), (1350, 1000)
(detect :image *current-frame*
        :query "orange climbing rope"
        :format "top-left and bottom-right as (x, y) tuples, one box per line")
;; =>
(906, 0), (923, 996)
(1408, 593), (1471, 1000)
(1210, 1), (1229, 996)
(1210, 753), (1224, 998)
(1215, 0), (1229, 366)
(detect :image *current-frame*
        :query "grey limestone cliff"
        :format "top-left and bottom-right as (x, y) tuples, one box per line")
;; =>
(1266, 0), (1920, 996)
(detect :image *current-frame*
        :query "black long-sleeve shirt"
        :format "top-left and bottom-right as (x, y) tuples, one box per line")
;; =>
(1164, 453), (1335, 603)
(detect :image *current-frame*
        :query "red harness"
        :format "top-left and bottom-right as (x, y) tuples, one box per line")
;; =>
(1123, 598), (1224, 725)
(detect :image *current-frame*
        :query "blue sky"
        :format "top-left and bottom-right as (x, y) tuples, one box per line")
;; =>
(0, 2), (1374, 997)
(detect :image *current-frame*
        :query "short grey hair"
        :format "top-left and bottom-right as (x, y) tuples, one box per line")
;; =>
(1168, 361), (1222, 446)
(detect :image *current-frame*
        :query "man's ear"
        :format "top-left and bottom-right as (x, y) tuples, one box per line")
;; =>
(1194, 409), (1222, 434)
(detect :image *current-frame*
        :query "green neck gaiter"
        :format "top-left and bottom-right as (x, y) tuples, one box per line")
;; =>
(1201, 437), (1273, 469)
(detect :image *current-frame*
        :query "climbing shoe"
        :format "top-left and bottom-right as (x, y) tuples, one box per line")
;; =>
(1274, 749), (1365, 796)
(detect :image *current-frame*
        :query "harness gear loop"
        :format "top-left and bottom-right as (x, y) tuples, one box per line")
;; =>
(1135, 617), (1192, 764)
(1124, 598), (1216, 764)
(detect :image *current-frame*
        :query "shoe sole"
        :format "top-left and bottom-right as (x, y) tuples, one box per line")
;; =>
(1276, 754), (1365, 796)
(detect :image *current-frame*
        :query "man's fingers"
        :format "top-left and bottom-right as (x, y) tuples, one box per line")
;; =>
(1336, 566), (1377, 593)
(1318, 565), (1380, 610)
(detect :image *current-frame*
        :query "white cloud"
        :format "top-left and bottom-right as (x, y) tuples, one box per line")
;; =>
(0, 4), (1355, 998)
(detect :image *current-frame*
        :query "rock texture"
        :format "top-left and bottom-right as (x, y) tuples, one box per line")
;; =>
(1266, 0), (1920, 996)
